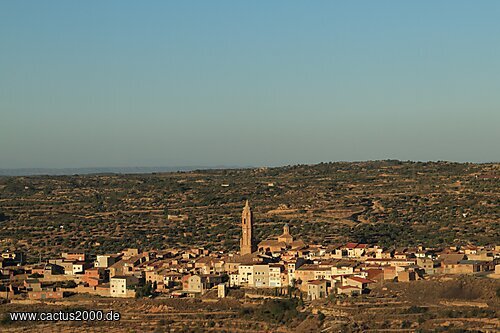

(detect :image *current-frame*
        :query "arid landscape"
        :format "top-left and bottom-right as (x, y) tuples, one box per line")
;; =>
(2, 1), (500, 331)
(0, 161), (499, 332)
(0, 161), (498, 260)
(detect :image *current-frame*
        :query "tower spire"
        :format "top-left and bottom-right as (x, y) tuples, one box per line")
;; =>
(240, 200), (256, 255)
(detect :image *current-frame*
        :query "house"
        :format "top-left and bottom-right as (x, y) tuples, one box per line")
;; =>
(294, 265), (319, 290)
(229, 273), (239, 287)
(439, 253), (466, 266)
(28, 287), (64, 300)
(31, 263), (64, 276)
(24, 278), (42, 292)
(48, 259), (76, 275)
(122, 248), (140, 259)
(363, 268), (384, 282)
(182, 274), (223, 294)
(416, 258), (437, 275)
(398, 270), (416, 282)
(145, 269), (164, 285)
(382, 266), (397, 280)
(284, 257), (305, 283)
(72, 261), (87, 274)
(163, 271), (183, 288)
(331, 261), (356, 275)
(145, 269), (182, 290)
(253, 264), (270, 288)
(343, 276), (374, 293)
(337, 285), (361, 296)
(269, 264), (284, 287)
(343, 243), (368, 258)
(462, 246), (478, 255)
(394, 248), (412, 260)
(237, 262), (256, 286)
(194, 257), (225, 275)
(1, 251), (25, 265)
(325, 244), (345, 259)
(81, 267), (107, 287)
(110, 275), (139, 298)
(218, 283), (226, 298)
(442, 260), (491, 274)
(95, 254), (122, 268)
(235, 263), (281, 288)
(62, 252), (86, 262)
(307, 279), (328, 300)
(467, 251), (495, 262)
(108, 253), (148, 278)
(295, 264), (333, 290)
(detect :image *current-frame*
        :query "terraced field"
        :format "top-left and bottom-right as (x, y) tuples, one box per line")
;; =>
(1, 161), (498, 261)
(1, 275), (498, 332)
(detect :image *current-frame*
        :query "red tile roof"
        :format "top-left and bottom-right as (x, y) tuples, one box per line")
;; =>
(307, 279), (327, 285)
(338, 285), (360, 290)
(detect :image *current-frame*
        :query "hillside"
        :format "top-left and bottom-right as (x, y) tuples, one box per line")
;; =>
(0, 161), (498, 261)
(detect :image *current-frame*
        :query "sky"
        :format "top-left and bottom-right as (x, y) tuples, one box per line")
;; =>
(1, 1), (499, 169)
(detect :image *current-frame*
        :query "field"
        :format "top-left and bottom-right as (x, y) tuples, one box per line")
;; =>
(0, 161), (498, 261)
(1, 275), (499, 332)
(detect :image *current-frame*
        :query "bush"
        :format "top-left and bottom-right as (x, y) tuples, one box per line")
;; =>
(404, 305), (428, 314)
(0, 211), (7, 222)
(0, 314), (13, 325)
(29, 273), (43, 278)
(243, 298), (302, 325)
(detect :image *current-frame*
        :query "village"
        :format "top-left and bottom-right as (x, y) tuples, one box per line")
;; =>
(1, 201), (499, 304)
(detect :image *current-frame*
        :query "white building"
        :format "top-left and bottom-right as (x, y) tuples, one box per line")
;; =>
(238, 264), (254, 285)
(229, 273), (240, 287)
(95, 254), (118, 268)
(110, 276), (139, 298)
(269, 265), (282, 287)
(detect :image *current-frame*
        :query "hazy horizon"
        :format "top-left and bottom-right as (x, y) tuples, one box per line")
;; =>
(2, 158), (500, 170)
(2, 1), (500, 169)
(0, 159), (498, 177)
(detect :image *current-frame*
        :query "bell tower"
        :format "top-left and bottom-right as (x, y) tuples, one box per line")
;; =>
(278, 223), (293, 245)
(240, 200), (256, 255)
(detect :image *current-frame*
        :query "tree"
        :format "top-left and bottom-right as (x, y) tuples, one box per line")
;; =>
(0, 211), (7, 222)
(135, 281), (154, 298)
(288, 278), (298, 298)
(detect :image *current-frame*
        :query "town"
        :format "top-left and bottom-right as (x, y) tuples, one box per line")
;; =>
(1, 201), (498, 304)
(3, 0), (500, 330)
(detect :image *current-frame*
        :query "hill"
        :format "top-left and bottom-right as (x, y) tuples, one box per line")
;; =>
(0, 160), (498, 261)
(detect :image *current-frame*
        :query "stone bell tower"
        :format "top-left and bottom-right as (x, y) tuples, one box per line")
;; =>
(240, 200), (256, 255)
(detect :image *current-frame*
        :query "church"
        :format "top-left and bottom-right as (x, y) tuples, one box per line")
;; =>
(239, 201), (304, 255)
(239, 200), (256, 255)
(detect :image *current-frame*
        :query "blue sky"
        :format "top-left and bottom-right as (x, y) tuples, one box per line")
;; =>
(1, 1), (499, 168)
